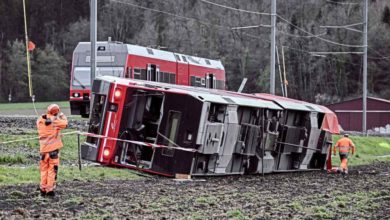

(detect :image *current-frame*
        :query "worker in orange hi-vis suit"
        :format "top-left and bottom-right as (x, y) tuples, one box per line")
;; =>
(37, 104), (68, 197)
(333, 134), (356, 174)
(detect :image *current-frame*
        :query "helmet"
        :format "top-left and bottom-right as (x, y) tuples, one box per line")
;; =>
(47, 104), (60, 115)
(344, 133), (349, 137)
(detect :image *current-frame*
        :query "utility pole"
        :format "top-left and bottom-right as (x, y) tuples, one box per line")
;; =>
(362, 0), (368, 134)
(90, 0), (97, 87)
(270, 0), (276, 95)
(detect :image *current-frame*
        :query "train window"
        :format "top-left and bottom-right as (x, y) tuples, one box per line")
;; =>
(205, 59), (211, 65)
(158, 71), (164, 82)
(174, 54), (181, 61)
(169, 73), (176, 84)
(182, 56), (187, 62)
(146, 48), (154, 55)
(162, 111), (182, 157)
(73, 67), (91, 87)
(190, 76), (196, 86)
(140, 69), (147, 80)
(201, 78), (206, 86)
(133, 68), (141, 79)
(164, 72), (170, 83)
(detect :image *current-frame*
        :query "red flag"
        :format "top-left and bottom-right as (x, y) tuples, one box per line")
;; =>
(28, 41), (35, 51)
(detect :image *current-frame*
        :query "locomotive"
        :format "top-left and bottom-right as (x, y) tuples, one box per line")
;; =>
(81, 76), (339, 177)
(70, 41), (226, 117)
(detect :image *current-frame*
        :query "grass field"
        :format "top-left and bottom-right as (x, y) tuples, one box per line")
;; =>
(0, 101), (73, 117)
(0, 101), (69, 111)
(331, 135), (390, 166)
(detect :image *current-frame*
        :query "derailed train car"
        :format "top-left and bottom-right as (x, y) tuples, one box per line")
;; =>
(81, 76), (339, 176)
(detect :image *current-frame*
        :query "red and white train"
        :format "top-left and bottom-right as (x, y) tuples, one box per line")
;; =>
(70, 41), (226, 117)
(81, 75), (340, 177)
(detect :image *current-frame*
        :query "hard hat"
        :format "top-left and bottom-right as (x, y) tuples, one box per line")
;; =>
(47, 104), (60, 115)
(344, 133), (349, 137)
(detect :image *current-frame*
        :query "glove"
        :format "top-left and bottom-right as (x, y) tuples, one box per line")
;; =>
(45, 118), (52, 126)
(58, 112), (65, 119)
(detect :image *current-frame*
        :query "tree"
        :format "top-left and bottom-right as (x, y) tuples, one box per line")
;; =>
(32, 45), (68, 101)
(2, 40), (29, 101)
(383, 6), (390, 25)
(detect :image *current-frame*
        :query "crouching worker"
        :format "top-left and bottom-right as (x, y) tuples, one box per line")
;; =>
(333, 134), (356, 174)
(37, 104), (68, 196)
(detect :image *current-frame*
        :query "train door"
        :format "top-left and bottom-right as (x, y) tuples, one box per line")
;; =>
(175, 54), (189, 85)
(147, 64), (159, 82)
(125, 67), (132, 78)
(206, 73), (216, 89)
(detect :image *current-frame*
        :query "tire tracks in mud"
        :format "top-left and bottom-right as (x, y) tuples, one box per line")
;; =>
(1, 162), (389, 219)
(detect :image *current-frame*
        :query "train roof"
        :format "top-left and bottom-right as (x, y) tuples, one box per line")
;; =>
(76, 42), (224, 70)
(255, 93), (326, 113)
(97, 76), (282, 110)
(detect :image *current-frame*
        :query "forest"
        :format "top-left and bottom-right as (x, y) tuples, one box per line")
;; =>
(0, 0), (389, 104)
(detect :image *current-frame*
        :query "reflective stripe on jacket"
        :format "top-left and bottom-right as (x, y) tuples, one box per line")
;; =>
(333, 137), (355, 154)
(37, 114), (68, 153)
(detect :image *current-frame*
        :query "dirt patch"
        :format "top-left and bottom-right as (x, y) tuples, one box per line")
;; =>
(0, 162), (389, 219)
(0, 116), (88, 133)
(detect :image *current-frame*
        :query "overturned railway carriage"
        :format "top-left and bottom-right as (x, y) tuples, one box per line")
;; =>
(81, 76), (339, 176)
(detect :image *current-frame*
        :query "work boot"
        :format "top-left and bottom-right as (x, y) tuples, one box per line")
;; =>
(40, 189), (46, 197)
(46, 191), (55, 197)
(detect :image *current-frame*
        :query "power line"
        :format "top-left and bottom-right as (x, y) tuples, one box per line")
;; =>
(278, 30), (327, 38)
(231, 24), (271, 30)
(320, 22), (363, 33)
(111, 0), (368, 70)
(199, 0), (271, 16)
(277, 15), (365, 48)
(320, 22), (363, 28)
(281, 45), (364, 67)
(309, 51), (364, 55)
(326, 0), (360, 5)
(110, 0), (222, 28)
(110, 0), (271, 44)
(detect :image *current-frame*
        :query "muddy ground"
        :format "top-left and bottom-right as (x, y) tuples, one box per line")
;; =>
(0, 116), (88, 132)
(0, 162), (389, 219)
(1, 117), (389, 219)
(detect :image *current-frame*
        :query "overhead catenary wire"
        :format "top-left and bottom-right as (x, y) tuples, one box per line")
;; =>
(199, 0), (271, 16)
(320, 22), (364, 33)
(320, 22), (363, 29)
(111, 0), (370, 70)
(277, 15), (365, 48)
(278, 30), (327, 38)
(326, 0), (360, 5)
(231, 24), (271, 30)
(110, 0), (229, 30)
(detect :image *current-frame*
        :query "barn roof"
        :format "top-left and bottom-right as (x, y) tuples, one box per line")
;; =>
(327, 96), (390, 106)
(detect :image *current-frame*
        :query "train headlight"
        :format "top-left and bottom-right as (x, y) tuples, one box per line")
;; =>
(73, 93), (80, 98)
(114, 88), (122, 99)
(103, 148), (110, 157)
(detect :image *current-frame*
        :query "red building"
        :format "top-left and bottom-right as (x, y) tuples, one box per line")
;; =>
(326, 97), (390, 132)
